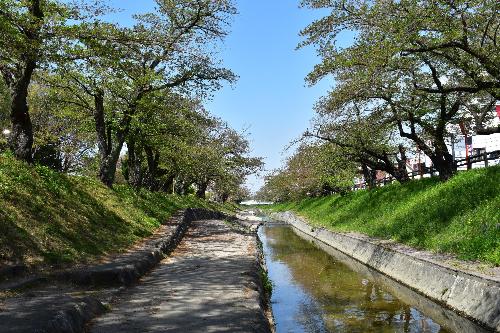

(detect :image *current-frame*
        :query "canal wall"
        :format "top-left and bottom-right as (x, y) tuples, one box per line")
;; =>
(270, 211), (500, 332)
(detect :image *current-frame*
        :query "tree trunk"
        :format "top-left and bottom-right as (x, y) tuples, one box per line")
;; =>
(396, 118), (456, 181)
(394, 145), (410, 183)
(352, 146), (411, 185)
(6, 1), (44, 162)
(361, 164), (377, 189)
(126, 136), (145, 189)
(418, 134), (456, 180)
(94, 93), (125, 187)
(144, 146), (160, 190)
(99, 155), (120, 187)
(8, 62), (36, 162)
(428, 148), (456, 180)
(196, 181), (208, 199)
(175, 181), (192, 195)
(358, 150), (410, 186)
(160, 175), (175, 193)
(415, 149), (455, 181)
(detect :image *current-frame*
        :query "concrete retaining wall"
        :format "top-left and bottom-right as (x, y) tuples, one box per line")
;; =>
(270, 211), (500, 332)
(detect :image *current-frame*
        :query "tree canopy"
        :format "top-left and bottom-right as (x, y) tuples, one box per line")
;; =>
(258, 0), (499, 201)
(0, 0), (260, 201)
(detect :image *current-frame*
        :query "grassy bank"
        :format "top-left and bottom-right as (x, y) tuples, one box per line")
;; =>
(266, 166), (500, 265)
(0, 154), (219, 267)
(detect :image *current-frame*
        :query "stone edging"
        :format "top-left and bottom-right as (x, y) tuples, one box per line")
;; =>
(0, 208), (226, 290)
(31, 208), (224, 333)
(270, 211), (500, 332)
(53, 208), (225, 286)
(42, 296), (107, 333)
(252, 225), (276, 333)
(226, 217), (275, 332)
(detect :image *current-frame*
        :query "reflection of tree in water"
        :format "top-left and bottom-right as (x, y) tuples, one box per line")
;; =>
(263, 226), (449, 333)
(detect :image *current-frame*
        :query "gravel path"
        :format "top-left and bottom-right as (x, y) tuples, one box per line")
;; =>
(88, 219), (271, 333)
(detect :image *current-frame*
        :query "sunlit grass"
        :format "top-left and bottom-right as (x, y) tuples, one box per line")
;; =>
(266, 166), (500, 265)
(0, 154), (216, 267)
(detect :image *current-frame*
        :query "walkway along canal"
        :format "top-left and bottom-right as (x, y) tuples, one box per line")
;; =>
(258, 223), (490, 333)
(87, 219), (272, 333)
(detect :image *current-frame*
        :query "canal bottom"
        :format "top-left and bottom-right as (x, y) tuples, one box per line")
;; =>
(258, 225), (489, 333)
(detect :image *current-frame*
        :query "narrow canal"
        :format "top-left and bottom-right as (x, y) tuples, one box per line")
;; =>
(258, 224), (489, 333)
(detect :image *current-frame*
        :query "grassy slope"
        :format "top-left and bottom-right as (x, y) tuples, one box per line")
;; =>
(267, 165), (500, 265)
(0, 154), (219, 267)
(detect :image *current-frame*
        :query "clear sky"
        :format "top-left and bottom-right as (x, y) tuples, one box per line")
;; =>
(205, 1), (333, 192)
(107, 0), (337, 192)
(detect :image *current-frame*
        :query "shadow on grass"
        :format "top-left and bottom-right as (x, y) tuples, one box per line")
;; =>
(0, 156), (206, 267)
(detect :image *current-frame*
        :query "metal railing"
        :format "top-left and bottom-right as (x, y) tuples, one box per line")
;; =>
(353, 149), (500, 190)
(455, 150), (500, 169)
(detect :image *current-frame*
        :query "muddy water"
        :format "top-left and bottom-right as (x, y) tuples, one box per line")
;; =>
(259, 225), (489, 333)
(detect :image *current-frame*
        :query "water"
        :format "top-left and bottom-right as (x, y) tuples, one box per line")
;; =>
(259, 225), (489, 333)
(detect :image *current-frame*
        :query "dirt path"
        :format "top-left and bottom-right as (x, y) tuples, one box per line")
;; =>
(88, 219), (271, 333)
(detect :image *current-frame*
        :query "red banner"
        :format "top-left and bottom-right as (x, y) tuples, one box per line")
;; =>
(496, 105), (500, 119)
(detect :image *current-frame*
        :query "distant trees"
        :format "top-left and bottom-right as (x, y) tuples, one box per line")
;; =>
(0, 0), (259, 201)
(256, 143), (357, 202)
(123, 104), (263, 199)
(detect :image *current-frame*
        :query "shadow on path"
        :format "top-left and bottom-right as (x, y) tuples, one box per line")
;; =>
(88, 220), (270, 333)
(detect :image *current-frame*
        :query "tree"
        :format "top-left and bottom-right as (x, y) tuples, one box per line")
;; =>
(207, 127), (263, 201)
(305, 100), (411, 184)
(117, 94), (262, 200)
(28, 80), (95, 172)
(392, 0), (500, 100)
(124, 93), (211, 191)
(0, 1), (261, 203)
(0, 0), (101, 161)
(44, 0), (236, 186)
(180, 122), (262, 199)
(299, 0), (499, 180)
(300, 0), (500, 99)
(98, 1), (234, 186)
(257, 142), (357, 202)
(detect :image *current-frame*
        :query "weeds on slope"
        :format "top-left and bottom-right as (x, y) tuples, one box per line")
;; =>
(0, 154), (214, 267)
(267, 166), (500, 265)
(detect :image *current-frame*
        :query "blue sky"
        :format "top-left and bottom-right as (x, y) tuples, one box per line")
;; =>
(205, 1), (333, 192)
(107, 1), (338, 192)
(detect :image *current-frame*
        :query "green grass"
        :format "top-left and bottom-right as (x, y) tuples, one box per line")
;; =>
(266, 166), (500, 265)
(259, 266), (273, 297)
(0, 154), (220, 267)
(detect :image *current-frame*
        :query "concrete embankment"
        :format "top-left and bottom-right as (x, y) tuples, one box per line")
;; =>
(270, 211), (500, 332)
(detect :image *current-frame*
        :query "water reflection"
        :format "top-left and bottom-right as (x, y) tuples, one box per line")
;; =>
(259, 225), (488, 333)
